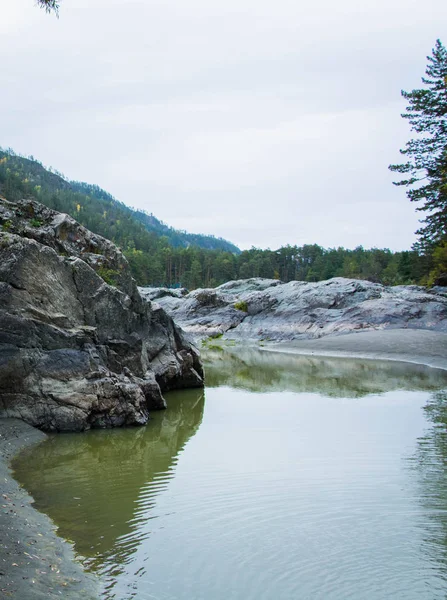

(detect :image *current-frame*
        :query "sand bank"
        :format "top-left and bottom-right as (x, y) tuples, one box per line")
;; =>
(266, 329), (447, 371)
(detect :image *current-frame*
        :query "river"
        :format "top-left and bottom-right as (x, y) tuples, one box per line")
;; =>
(12, 347), (447, 599)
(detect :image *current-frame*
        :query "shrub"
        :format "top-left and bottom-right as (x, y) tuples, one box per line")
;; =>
(97, 267), (120, 286)
(234, 300), (248, 312)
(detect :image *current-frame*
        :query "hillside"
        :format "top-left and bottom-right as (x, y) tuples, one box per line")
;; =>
(0, 149), (240, 254)
(0, 147), (435, 289)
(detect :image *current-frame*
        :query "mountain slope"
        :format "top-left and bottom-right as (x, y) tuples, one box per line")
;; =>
(0, 149), (240, 254)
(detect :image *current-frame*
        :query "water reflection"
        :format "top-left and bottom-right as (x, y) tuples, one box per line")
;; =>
(12, 388), (204, 580)
(203, 346), (447, 396)
(411, 389), (447, 589)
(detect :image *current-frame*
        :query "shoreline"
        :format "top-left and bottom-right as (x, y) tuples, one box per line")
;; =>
(262, 328), (447, 372)
(0, 419), (99, 599)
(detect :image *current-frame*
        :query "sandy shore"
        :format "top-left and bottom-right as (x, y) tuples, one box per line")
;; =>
(265, 328), (447, 371)
(0, 419), (99, 599)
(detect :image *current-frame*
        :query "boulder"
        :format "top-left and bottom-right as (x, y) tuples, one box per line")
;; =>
(0, 198), (203, 431)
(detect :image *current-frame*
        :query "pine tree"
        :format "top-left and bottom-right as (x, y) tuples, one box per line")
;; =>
(37, 0), (59, 15)
(389, 39), (447, 251)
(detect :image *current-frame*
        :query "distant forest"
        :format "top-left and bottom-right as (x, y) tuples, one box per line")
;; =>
(0, 148), (436, 289)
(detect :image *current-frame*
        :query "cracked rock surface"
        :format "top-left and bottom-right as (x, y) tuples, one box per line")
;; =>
(0, 198), (203, 431)
(139, 277), (447, 342)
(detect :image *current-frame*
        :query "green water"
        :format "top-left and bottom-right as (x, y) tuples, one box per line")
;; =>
(12, 349), (447, 599)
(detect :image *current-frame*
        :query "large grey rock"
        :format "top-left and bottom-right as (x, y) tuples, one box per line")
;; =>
(139, 277), (447, 342)
(0, 198), (203, 431)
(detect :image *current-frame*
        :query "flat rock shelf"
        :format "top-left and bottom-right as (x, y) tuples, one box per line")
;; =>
(140, 277), (447, 342)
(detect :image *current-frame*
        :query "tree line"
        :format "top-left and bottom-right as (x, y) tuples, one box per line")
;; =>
(125, 243), (431, 289)
(0, 150), (431, 288)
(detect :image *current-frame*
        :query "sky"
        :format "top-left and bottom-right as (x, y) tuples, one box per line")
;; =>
(1, 0), (446, 251)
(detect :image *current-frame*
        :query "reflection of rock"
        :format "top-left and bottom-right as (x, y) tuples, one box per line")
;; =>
(12, 387), (205, 569)
(140, 278), (447, 342)
(203, 347), (447, 397)
(0, 198), (203, 431)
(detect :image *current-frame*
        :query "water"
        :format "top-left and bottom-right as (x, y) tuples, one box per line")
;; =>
(12, 348), (447, 599)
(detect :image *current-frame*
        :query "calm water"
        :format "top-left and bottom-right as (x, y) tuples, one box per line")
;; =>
(12, 348), (447, 600)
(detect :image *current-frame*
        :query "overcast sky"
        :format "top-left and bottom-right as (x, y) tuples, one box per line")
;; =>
(1, 0), (446, 250)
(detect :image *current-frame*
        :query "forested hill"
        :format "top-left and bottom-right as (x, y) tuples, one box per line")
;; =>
(0, 149), (240, 254)
(0, 147), (438, 289)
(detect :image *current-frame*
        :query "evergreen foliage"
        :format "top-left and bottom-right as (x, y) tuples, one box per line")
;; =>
(36, 0), (60, 15)
(389, 39), (447, 251)
(0, 147), (430, 289)
(0, 148), (238, 253)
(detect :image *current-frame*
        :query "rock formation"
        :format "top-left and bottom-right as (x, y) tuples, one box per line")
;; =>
(0, 198), (203, 431)
(140, 277), (447, 342)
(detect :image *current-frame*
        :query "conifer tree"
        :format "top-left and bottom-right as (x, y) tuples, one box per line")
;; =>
(37, 0), (59, 15)
(389, 39), (447, 250)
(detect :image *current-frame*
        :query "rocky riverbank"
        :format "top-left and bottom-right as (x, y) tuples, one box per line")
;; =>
(140, 278), (447, 342)
(0, 198), (203, 431)
(0, 419), (99, 599)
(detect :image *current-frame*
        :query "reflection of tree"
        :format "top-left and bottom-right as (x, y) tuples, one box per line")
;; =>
(411, 389), (447, 580)
(203, 347), (447, 398)
(12, 389), (204, 578)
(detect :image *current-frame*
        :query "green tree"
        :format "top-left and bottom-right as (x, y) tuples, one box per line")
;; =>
(186, 259), (203, 290)
(428, 242), (447, 285)
(389, 39), (447, 251)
